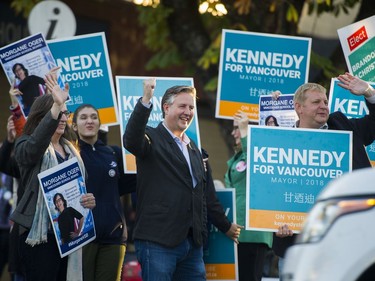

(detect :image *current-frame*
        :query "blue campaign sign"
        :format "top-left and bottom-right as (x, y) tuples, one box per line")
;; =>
(48, 32), (118, 126)
(204, 189), (238, 281)
(216, 29), (311, 121)
(116, 76), (201, 173)
(246, 126), (352, 232)
(328, 78), (375, 165)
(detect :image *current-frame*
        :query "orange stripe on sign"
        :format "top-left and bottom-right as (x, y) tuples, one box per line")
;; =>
(249, 209), (307, 232)
(97, 107), (117, 124)
(219, 101), (259, 121)
(371, 160), (375, 167)
(205, 263), (236, 280)
(125, 154), (136, 173)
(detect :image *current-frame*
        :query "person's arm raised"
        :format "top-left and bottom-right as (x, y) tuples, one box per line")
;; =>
(142, 77), (156, 104)
(337, 72), (375, 98)
(44, 74), (69, 119)
(234, 111), (250, 138)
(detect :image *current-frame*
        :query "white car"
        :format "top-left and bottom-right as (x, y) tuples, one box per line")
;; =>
(282, 167), (375, 281)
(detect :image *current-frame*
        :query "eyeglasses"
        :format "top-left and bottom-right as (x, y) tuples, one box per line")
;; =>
(61, 110), (71, 118)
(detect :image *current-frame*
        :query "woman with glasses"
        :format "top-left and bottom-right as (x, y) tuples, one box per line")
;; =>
(53, 192), (84, 245)
(265, 115), (279, 126)
(11, 74), (95, 281)
(11, 63), (46, 117)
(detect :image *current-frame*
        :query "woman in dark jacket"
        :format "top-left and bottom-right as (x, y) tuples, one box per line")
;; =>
(72, 104), (136, 281)
(11, 76), (95, 281)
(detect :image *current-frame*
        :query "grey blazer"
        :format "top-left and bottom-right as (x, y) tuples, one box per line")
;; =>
(11, 112), (60, 230)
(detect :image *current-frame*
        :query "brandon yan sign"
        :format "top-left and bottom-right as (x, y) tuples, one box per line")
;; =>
(246, 126), (352, 232)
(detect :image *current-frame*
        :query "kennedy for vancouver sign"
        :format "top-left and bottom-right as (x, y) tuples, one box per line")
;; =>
(246, 126), (352, 232)
(216, 29), (311, 122)
(48, 32), (118, 126)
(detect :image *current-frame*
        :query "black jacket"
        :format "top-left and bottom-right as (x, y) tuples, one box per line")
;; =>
(0, 138), (24, 274)
(327, 110), (375, 170)
(78, 139), (136, 244)
(0, 139), (20, 180)
(123, 100), (207, 248)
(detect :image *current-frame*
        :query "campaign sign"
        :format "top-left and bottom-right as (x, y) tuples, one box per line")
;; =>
(38, 157), (96, 258)
(328, 78), (375, 165)
(204, 189), (238, 281)
(0, 33), (65, 118)
(259, 94), (298, 127)
(337, 15), (375, 82)
(116, 76), (201, 173)
(48, 32), (118, 126)
(246, 126), (352, 232)
(216, 29), (311, 122)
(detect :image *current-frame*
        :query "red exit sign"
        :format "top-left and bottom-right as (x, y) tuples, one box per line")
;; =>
(347, 26), (368, 51)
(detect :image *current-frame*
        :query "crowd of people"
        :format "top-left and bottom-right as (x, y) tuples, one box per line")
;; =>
(0, 63), (374, 281)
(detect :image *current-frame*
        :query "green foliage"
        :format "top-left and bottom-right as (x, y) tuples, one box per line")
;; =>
(198, 22), (248, 71)
(145, 46), (183, 70)
(137, 5), (172, 51)
(307, 0), (361, 16)
(137, 5), (186, 70)
(286, 4), (299, 23)
(310, 51), (344, 80)
(203, 76), (219, 91)
(200, 10), (232, 33)
(11, 0), (41, 17)
(198, 33), (222, 70)
(137, 3), (233, 72)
